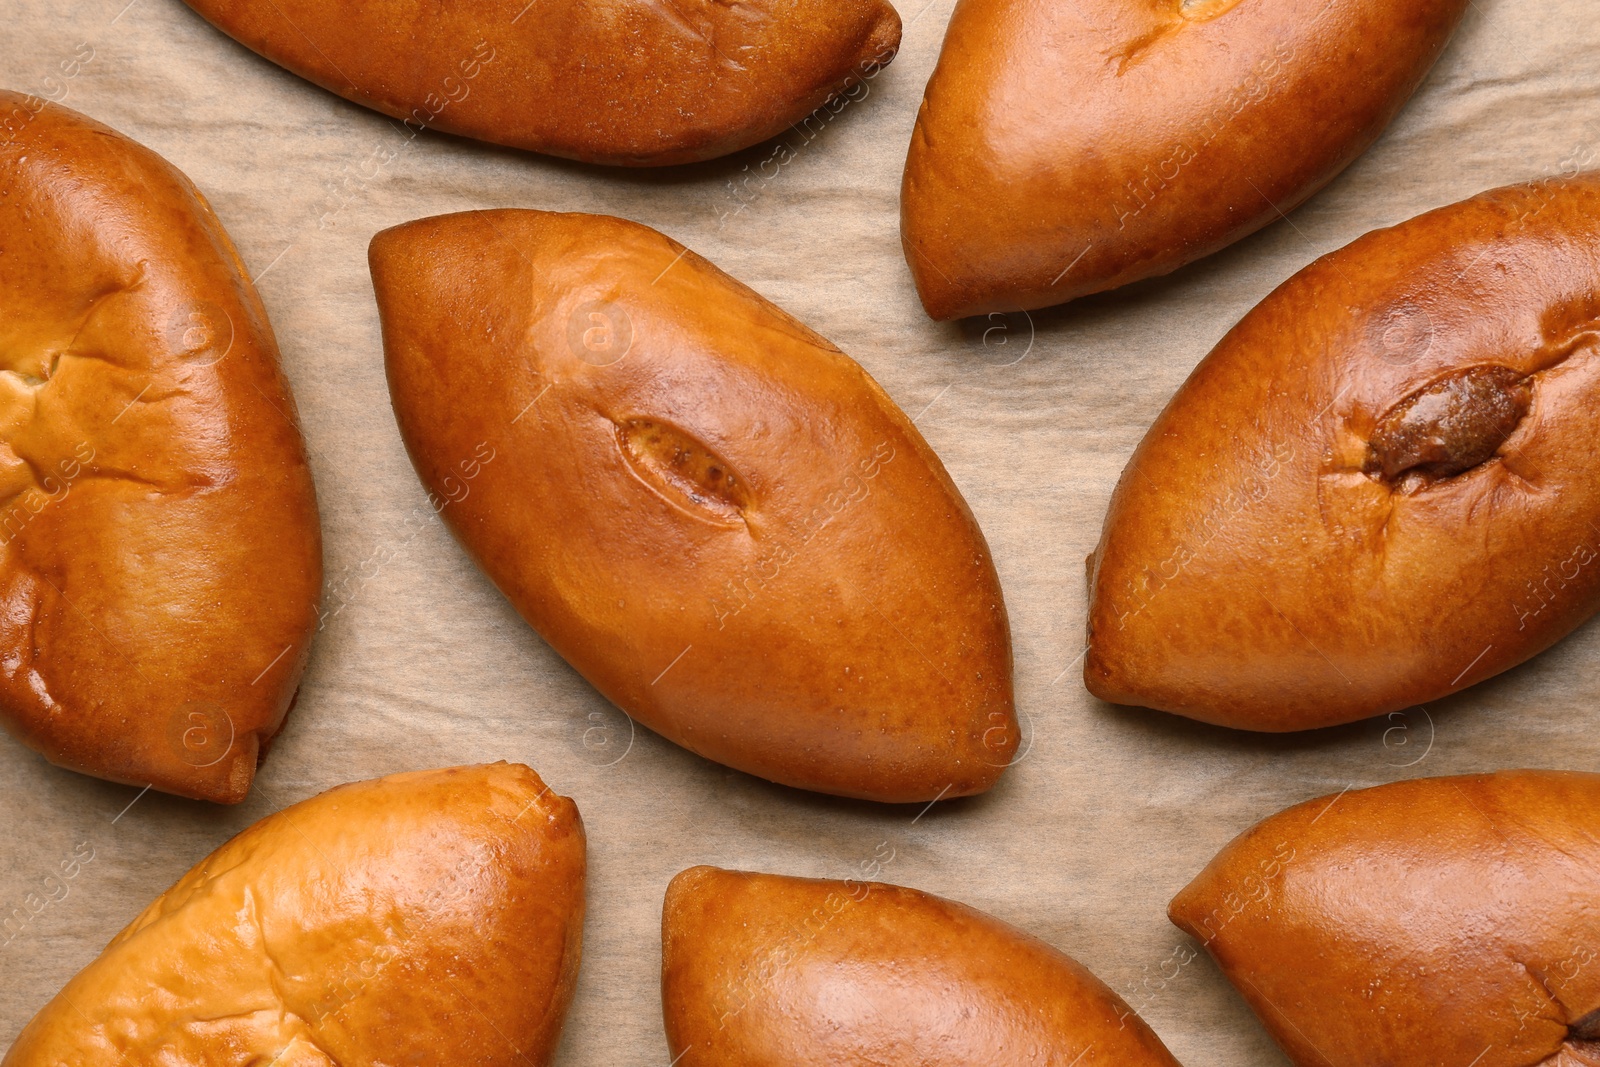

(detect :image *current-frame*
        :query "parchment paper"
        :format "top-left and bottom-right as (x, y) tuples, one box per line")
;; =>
(4, 1), (1600, 1061)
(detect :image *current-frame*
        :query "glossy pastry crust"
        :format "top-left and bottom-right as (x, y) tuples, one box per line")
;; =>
(901, 0), (1468, 319)
(371, 210), (1016, 802)
(1170, 771), (1600, 1067)
(1086, 173), (1600, 730)
(662, 866), (1185, 1066)
(180, 0), (901, 166)
(3, 763), (586, 1067)
(0, 93), (321, 801)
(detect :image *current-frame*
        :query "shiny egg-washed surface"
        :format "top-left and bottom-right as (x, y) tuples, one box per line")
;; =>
(902, 0), (1469, 318)
(3, 763), (586, 1066)
(179, 0), (902, 165)
(1086, 174), (1600, 731)
(663, 866), (1183, 1066)
(371, 210), (1016, 803)
(1171, 772), (1600, 1067)
(0, 94), (321, 802)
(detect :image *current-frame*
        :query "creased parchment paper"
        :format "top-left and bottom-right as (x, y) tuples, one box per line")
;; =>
(4, 1), (1600, 1062)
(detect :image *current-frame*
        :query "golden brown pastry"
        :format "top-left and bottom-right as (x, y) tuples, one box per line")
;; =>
(179, 0), (901, 166)
(4, 763), (585, 1066)
(1170, 771), (1600, 1067)
(663, 866), (1185, 1066)
(1085, 173), (1600, 731)
(901, 0), (1469, 320)
(0, 93), (321, 802)
(371, 210), (1016, 803)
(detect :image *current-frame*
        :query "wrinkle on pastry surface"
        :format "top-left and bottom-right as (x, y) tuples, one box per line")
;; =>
(3, 763), (586, 1067)
(0, 93), (322, 802)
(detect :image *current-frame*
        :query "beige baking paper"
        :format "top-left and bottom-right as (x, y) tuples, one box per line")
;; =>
(3, 0), (1599, 1061)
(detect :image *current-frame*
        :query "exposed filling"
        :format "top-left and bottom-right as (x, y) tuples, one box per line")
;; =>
(1571, 1007), (1600, 1043)
(1363, 365), (1531, 493)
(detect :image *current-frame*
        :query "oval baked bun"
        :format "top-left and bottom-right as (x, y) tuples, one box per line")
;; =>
(1170, 772), (1600, 1067)
(180, 0), (901, 166)
(0, 93), (321, 802)
(1086, 173), (1600, 731)
(662, 866), (1185, 1066)
(901, 0), (1469, 319)
(370, 209), (1016, 803)
(3, 763), (585, 1067)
